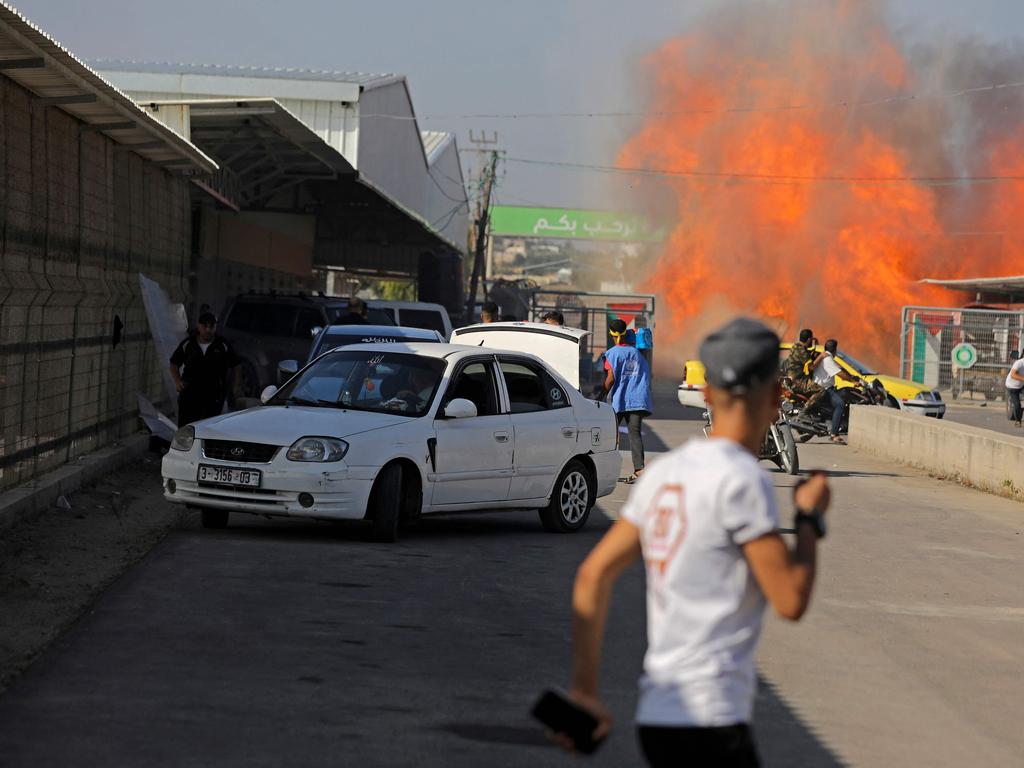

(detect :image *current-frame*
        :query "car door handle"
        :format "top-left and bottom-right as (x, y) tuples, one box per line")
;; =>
(493, 431), (510, 443)
(561, 427), (576, 438)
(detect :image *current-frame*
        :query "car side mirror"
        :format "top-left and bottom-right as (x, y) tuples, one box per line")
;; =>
(260, 385), (278, 404)
(442, 398), (478, 419)
(310, 326), (323, 338)
(278, 359), (298, 385)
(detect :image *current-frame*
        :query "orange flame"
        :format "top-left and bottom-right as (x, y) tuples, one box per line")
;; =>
(620, 2), (1024, 369)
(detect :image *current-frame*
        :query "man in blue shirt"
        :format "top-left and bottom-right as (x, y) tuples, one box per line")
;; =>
(600, 319), (653, 483)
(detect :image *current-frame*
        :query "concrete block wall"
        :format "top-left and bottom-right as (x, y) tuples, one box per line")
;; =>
(848, 405), (1024, 500)
(0, 74), (191, 491)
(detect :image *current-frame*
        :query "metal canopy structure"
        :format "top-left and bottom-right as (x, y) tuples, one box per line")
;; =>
(145, 97), (459, 277)
(921, 275), (1024, 303)
(146, 98), (355, 208)
(0, 3), (214, 173)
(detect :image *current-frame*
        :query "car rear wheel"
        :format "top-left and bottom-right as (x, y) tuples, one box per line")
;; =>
(539, 460), (593, 533)
(369, 463), (402, 543)
(201, 509), (229, 529)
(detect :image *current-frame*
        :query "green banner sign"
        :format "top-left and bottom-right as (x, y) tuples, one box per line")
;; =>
(489, 206), (666, 242)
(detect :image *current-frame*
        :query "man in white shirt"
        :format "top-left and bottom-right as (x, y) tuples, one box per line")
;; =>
(812, 338), (860, 443)
(562, 317), (830, 767)
(1005, 351), (1024, 426)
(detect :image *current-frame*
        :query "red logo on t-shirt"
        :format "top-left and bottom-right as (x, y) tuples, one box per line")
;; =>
(646, 484), (687, 576)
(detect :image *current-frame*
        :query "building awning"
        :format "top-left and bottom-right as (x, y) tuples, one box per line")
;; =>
(143, 97), (461, 264)
(0, 3), (215, 174)
(921, 275), (1024, 301)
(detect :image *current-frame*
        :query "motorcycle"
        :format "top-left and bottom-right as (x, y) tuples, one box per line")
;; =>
(781, 378), (888, 442)
(702, 406), (799, 475)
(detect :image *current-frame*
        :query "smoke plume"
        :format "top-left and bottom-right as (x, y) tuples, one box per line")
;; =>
(621, 1), (1024, 368)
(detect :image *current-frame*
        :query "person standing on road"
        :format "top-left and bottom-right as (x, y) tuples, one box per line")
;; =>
(812, 338), (860, 443)
(1005, 350), (1024, 426)
(480, 301), (500, 323)
(337, 297), (369, 325)
(541, 310), (565, 326)
(562, 317), (830, 767)
(169, 312), (240, 426)
(599, 319), (652, 483)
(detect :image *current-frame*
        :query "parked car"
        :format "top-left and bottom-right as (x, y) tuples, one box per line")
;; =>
(219, 294), (397, 399)
(370, 301), (453, 340)
(162, 338), (621, 541)
(275, 324), (444, 384)
(677, 343), (946, 417)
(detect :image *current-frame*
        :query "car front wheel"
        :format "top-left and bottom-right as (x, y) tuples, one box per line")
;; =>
(539, 460), (593, 533)
(368, 463), (402, 543)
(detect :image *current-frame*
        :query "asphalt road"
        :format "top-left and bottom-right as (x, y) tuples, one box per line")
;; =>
(941, 399), (1024, 437)
(0, 387), (1021, 766)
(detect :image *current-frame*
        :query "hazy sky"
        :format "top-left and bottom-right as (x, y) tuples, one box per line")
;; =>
(13, 0), (1024, 210)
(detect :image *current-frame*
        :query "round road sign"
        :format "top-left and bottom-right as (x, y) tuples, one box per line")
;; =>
(951, 342), (978, 369)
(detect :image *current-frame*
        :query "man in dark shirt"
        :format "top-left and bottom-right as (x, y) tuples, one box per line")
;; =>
(336, 297), (369, 325)
(169, 312), (240, 426)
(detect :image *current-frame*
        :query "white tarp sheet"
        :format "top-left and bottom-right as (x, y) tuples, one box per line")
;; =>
(138, 273), (187, 423)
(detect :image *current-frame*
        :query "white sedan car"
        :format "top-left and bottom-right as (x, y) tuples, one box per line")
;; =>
(162, 341), (620, 541)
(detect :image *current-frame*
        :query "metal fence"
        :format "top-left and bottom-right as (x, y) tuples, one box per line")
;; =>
(899, 306), (1024, 400)
(0, 78), (191, 492)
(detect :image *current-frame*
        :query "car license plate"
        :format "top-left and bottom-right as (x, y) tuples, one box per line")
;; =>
(197, 465), (261, 487)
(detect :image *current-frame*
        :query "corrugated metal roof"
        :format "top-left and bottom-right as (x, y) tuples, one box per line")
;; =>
(0, 3), (215, 174)
(92, 59), (399, 89)
(420, 130), (454, 165)
(921, 276), (1024, 296)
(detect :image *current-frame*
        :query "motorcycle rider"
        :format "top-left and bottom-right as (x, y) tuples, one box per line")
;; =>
(784, 329), (825, 414)
(812, 339), (859, 443)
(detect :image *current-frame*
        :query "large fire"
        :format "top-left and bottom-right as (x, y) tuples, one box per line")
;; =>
(620, 1), (1024, 370)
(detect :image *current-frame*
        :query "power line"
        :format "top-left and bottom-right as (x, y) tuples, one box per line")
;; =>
(359, 78), (1024, 122)
(502, 156), (1024, 186)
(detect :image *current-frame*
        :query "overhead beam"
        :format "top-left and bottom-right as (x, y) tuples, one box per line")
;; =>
(0, 57), (44, 70)
(36, 93), (99, 105)
(80, 120), (137, 132)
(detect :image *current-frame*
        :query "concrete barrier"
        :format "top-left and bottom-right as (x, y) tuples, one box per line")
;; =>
(848, 405), (1024, 501)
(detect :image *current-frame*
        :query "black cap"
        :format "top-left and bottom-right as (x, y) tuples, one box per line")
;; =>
(699, 317), (780, 393)
(197, 311), (217, 325)
(609, 318), (627, 335)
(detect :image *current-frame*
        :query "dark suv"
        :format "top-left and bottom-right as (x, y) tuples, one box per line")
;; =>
(219, 294), (396, 398)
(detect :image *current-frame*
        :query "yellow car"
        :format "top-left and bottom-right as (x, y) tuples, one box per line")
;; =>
(677, 344), (945, 418)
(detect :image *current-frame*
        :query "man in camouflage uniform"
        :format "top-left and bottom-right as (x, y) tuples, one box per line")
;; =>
(785, 328), (825, 412)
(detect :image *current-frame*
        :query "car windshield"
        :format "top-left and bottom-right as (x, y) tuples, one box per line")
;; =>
(836, 350), (876, 376)
(270, 350), (446, 417)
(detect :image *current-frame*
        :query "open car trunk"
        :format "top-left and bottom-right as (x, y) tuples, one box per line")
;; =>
(450, 322), (590, 390)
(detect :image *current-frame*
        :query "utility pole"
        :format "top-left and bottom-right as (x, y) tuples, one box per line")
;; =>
(463, 130), (501, 324)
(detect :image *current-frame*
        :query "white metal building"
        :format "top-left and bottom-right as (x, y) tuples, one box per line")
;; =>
(92, 61), (468, 251)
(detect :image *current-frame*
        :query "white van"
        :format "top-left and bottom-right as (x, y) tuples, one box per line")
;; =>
(370, 301), (453, 340)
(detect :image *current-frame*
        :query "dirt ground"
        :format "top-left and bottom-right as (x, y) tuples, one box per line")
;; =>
(0, 450), (188, 693)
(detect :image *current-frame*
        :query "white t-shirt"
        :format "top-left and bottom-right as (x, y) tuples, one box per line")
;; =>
(1006, 359), (1024, 390)
(621, 438), (779, 727)
(812, 352), (843, 389)
(198, 341), (212, 355)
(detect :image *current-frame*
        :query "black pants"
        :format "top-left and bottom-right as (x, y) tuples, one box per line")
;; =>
(638, 724), (760, 767)
(617, 411), (646, 473)
(178, 386), (226, 426)
(1008, 387), (1023, 422)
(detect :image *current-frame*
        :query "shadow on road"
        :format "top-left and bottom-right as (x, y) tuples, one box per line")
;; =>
(755, 676), (848, 767)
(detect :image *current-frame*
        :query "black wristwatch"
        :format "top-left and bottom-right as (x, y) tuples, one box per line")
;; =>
(794, 508), (826, 540)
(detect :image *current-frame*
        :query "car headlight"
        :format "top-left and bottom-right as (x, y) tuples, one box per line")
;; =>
(171, 425), (195, 451)
(286, 437), (349, 462)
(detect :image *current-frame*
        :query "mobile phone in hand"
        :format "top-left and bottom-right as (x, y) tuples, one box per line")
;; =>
(531, 688), (606, 755)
